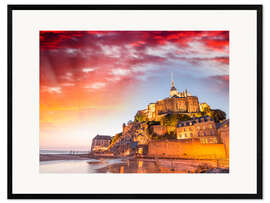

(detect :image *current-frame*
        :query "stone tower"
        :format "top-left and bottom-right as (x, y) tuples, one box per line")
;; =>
(170, 72), (178, 97)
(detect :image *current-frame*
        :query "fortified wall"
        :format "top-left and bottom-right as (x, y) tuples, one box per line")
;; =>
(148, 140), (227, 159)
(217, 120), (230, 159)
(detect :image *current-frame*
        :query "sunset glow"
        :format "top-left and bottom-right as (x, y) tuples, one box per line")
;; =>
(40, 31), (229, 150)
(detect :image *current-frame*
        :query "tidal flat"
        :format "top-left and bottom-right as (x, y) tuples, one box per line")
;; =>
(40, 154), (228, 173)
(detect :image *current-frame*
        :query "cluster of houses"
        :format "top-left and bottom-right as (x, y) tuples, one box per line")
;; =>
(90, 116), (229, 158)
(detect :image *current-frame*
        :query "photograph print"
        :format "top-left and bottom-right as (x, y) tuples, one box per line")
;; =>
(39, 31), (229, 173)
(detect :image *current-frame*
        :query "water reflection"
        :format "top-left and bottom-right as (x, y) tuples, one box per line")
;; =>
(40, 158), (228, 173)
(120, 166), (125, 173)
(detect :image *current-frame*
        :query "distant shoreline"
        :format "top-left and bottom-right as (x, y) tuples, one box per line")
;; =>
(40, 153), (229, 162)
(40, 154), (90, 161)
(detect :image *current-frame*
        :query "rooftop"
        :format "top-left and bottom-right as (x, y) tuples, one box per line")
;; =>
(177, 116), (213, 127)
(216, 119), (229, 129)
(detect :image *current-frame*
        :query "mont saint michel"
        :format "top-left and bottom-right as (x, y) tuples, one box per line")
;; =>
(40, 31), (229, 173)
(89, 75), (229, 173)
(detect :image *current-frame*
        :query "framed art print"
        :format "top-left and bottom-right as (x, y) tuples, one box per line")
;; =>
(8, 4), (263, 199)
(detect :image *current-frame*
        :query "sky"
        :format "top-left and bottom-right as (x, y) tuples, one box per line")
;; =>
(40, 31), (229, 151)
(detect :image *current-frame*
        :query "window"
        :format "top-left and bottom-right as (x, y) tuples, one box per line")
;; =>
(201, 138), (205, 144)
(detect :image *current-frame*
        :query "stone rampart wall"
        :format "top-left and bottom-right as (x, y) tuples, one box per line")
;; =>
(148, 140), (226, 159)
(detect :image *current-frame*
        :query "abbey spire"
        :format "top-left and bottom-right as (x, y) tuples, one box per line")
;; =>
(171, 72), (175, 88)
(170, 72), (178, 97)
(169, 73), (192, 98)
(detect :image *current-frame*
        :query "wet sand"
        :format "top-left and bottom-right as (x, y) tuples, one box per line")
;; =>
(95, 158), (229, 173)
(40, 155), (229, 173)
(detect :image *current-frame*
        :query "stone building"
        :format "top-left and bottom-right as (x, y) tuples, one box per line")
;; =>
(137, 74), (200, 121)
(147, 103), (156, 120)
(217, 119), (229, 158)
(169, 73), (192, 98)
(155, 95), (200, 116)
(91, 135), (112, 152)
(150, 125), (167, 136)
(176, 116), (218, 144)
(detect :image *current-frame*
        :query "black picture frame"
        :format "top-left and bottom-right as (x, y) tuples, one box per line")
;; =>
(7, 4), (263, 199)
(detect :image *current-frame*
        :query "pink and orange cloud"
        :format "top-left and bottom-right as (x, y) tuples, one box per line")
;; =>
(40, 31), (229, 150)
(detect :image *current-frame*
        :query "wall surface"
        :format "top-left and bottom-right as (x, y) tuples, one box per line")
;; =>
(148, 140), (227, 159)
(218, 125), (230, 158)
(155, 96), (200, 116)
(151, 125), (167, 136)
(176, 119), (217, 140)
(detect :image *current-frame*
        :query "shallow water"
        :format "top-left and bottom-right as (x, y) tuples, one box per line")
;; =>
(40, 150), (89, 155)
(40, 158), (224, 173)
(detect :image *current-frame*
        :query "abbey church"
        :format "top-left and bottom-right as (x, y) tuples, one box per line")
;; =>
(91, 73), (229, 163)
(138, 74), (201, 121)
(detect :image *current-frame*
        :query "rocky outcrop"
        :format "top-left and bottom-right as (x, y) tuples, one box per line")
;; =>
(110, 122), (150, 155)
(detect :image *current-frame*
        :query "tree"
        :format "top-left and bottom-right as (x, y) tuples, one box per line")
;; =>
(160, 113), (191, 127)
(151, 132), (177, 141)
(166, 132), (177, 140)
(200, 103), (226, 123)
(147, 121), (160, 126)
(210, 109), (226, 123)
